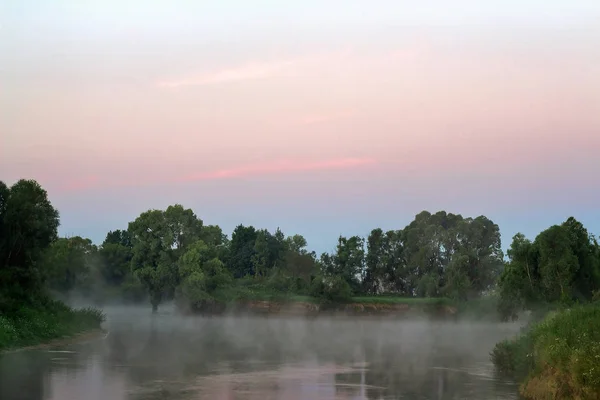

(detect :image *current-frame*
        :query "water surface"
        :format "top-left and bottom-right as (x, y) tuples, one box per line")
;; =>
(0, 306), (523, 400)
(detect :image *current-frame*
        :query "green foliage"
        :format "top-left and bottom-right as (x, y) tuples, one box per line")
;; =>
(40, 236), (97, 293)
(326, 235), (365, 293)
(491, 304), (600, 399)
(360, 211), (504, 299)
(175, 240), (233, 312)
(128, 205), (203, 311)
(442, 254), (472, 300)
(251, 230), (270, 277)
(0, 298), (104, 351)
(497, 218), (600, 320)
(0, 180), (60, 303)
(97, 242), (132, 286)
(416, 272), (440, 297)
(0, 179), (105, 352)
(103, 229), (132, 248)
(227, 224), (258, 278)
(4, 177), (598, 337)
(310, 275), (353, 304)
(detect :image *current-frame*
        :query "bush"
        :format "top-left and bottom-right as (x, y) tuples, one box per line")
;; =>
(491, 304), (600, 399)
(310, 275), (353, 304)
(0, 298), (105, 351)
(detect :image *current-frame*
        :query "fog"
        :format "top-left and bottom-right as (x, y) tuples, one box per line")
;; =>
(0, 306), (524, 400)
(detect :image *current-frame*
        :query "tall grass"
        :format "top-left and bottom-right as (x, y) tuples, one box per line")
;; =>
(491, 303), (600, 399)
(0, 299), (105, 351)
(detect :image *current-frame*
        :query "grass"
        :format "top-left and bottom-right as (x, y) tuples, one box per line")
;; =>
(0, 298), (105, 352)
(491, 303), (600, 400)
(178, 276), (473, 314)
(351, 296), (453, 305)
(210, 286), (454, 307)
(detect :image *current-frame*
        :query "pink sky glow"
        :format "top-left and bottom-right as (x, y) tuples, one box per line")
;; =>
(2, 1), (599, 250)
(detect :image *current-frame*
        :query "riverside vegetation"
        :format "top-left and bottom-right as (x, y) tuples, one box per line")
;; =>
(0, 180), (105, 352)
(1, 179), (599, 400)
(491, 218), (600, 399)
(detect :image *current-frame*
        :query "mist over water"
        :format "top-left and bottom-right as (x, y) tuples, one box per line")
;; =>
(0, 306), (524, 400)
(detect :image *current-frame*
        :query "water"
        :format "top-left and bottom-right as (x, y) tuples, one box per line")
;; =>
(0, 306), (523, 400)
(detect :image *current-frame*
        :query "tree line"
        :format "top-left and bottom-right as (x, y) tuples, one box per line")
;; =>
(2, 179), (599, 317)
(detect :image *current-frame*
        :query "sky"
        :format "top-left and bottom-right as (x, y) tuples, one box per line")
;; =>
(1, 0), (599, 254)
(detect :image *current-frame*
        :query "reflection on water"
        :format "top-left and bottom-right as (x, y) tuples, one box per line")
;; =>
(0, 306), (522, 400)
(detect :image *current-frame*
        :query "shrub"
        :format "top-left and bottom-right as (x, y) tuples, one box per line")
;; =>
(310, 275), (353, 304)
(491, 304), (600, 399)
(0, 297), (104, 351)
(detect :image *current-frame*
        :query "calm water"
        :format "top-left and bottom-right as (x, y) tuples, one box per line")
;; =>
(0, 306), (523, 400)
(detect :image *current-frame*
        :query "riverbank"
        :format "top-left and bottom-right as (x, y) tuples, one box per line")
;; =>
(178, 295), (500, 320)
(491, 304), (600, 400)
(0, 299), (105, 352)
(229, 299), (458, 318)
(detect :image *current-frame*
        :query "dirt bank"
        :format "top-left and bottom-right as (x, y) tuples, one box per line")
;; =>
(192, 301), (458, 318)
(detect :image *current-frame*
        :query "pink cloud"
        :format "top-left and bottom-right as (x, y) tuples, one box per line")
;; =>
(157, 60), (298, 88)
(54, 157), (377, 192)
(156, 49), (354, 88)
(177, 157), (377, 182)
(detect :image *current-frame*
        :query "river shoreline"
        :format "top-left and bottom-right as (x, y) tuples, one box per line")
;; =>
(0, 328), (107, 354)
(177, 299), (463, 319)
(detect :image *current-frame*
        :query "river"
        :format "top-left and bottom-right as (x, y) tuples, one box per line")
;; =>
(0, 306), (524, 400)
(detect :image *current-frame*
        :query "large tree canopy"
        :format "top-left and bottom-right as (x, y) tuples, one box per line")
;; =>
(497, 217), (600, 320)
(0, 180), (59, 306)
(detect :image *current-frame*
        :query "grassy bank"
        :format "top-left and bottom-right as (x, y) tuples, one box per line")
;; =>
(175, 275), (504, 318)
(0, 298), (105, 352)
(491, 304), (600, 400)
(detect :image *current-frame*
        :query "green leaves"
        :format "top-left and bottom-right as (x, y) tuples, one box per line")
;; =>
(0, 180), (59, 302)
(357, 210), (504, 299)
(128, 205), (204, 310)
(176, 240), (232, 311)
(498, 217), (600, 320)
(40, 236), (97, 293)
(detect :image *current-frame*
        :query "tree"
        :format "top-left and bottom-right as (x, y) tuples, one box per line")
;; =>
(227, 224), (258, 278)
(127, 204), (203, 311)
(381, 230), (407, 294)
(497, 218), (600, 320)
(281, 249), (317, 292)
(310, 274), (353, 304)
(403, 211), (448, 296)
(455, 216), (504, 295)
(251, 230), (270, 277)
(401, 211), (503, 299)
(164, 204), (203, 257)
(40, 236), (96, 293)
(286, 234), (308, 255)
(176, 240), (232, 311)
(98, 242), (132, 287)
(363, 228), (385, 294)
(128, 209), (176, 312)
(332, 235), (365, 293)
(0, 180), (59, 305)
(103, 229), (132, 248)
(442, 254), (472, 301)
(200, 224), (226, 247)
(536, 225), (579, 302)
(562, 217), (600, 301)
